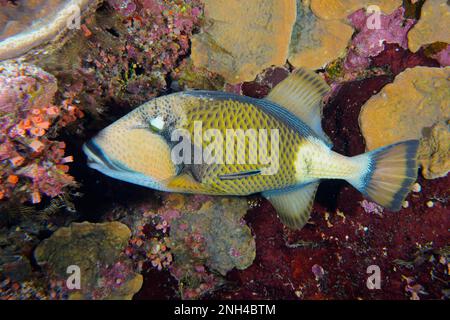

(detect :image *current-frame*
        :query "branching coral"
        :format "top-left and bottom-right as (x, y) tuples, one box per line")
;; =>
(0, 62), (82, 204)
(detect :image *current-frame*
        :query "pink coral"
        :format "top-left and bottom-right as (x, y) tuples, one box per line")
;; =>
(344, 7), (416, 71)
(124, 211), (173, 273)
(360, 199), (384, 216)
(0, 62), (82, 204)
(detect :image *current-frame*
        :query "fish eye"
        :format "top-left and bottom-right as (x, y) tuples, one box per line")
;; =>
(149, 116), (165, 133)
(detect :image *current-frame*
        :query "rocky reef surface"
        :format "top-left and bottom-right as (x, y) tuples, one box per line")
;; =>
(0, 0), (448, 300)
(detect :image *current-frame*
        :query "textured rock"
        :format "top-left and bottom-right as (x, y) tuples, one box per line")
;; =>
(289, 0), (353, 69)
(359, 67), (450, 179)
(169, 197), (255, 275)
(419, 121), (450, 180)
(0, 0), (101, 60)
(408, 0), (450, 53)
(191, 0), (296, 83)
(310, 0), (402, 20)
(34, 221), (143, 300)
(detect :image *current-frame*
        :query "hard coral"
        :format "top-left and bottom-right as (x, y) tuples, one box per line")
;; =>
(34, 221), (142, 300)
(408, 0), (450, 53)
(124, 193), (256, 300)
(34, 0), (204, 113)
(191, 0), (296, 84)
(359, 66), (450, 179)
(310, 0), (402, 20)
(0, 0), (101, 60)
(0, 62), (82, 204)
(289, 0), (354, 70)
(166, 195), (255, 299)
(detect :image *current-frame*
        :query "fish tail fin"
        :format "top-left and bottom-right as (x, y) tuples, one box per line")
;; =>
(346, 140), (420, 211)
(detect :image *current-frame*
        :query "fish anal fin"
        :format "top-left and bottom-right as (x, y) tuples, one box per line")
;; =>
(263, 182), (319, 230)
(266, 68), (332, 146)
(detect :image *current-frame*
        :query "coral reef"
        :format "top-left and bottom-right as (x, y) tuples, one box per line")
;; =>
(34, 221), (142, 300)
(0, 0), (448, 302)
(359, 66), (449, 179)
(101, 193), (256, 300)
(288, 0), (353, 70)
(408, 0), (450, 53)
(418, 122), (450, 181)
(428, 44), (449, 67)
(191, 0), (296, 83)
(0, 0), (101, 60)
(0, 62), (81, 204)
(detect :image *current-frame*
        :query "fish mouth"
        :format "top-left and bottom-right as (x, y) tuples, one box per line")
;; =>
(83, 139), (132, 172)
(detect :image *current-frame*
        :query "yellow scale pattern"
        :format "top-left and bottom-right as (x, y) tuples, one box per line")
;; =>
(181, 98), (304, 195)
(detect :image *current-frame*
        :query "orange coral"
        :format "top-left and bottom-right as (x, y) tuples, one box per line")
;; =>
(0, 62), (82, 204)
(7, 175), (18, 184)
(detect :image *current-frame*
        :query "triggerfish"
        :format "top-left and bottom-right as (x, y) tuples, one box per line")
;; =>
(83, 68), (419, 229)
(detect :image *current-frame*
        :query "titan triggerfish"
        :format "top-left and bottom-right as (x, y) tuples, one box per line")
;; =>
(83, 68), (419, 229)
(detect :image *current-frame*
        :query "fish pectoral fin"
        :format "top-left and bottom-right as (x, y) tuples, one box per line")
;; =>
(266, 68), (332, 146)
(219, 170), (261, 180)
(164, 173), (215, 194)
(262, 182), (320, 230)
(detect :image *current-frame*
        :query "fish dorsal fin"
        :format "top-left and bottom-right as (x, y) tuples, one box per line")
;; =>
(266, 68), (331, 145)
(262, 181), (319, 230)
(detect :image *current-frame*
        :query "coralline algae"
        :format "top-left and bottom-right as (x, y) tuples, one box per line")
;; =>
(33, 0), (204, 113)
(344, 7), (415, 72)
